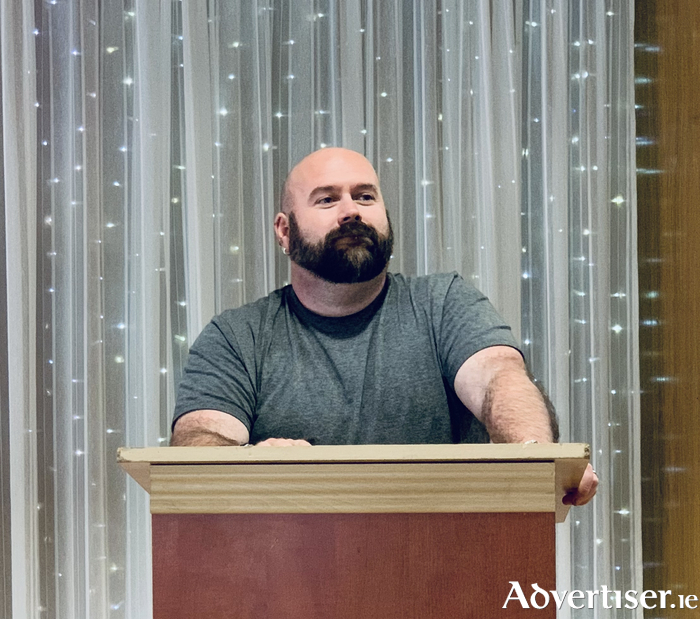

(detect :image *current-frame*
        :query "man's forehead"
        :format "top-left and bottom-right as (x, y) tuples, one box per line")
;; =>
(289, 148), (379, 191)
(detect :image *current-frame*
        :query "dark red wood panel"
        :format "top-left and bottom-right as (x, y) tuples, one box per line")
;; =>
(152, 512), (554, 619)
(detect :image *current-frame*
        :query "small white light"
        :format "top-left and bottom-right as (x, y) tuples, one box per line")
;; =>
(123, 77), (133, 86)
(219, 107), (228, 116)
(611, 324), (623, 334)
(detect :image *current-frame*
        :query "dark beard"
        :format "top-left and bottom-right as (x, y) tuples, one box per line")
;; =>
(288, 212), (394, 284)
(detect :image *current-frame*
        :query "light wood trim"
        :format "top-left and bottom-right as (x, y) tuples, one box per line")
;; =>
(148, 462), (556, 515)
(119, 444), (588, 522)
(120, 461), (151, 492)
(118, 442), (589, 464)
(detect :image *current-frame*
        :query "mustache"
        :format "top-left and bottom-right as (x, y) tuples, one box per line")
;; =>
(325, 220), (379, 244)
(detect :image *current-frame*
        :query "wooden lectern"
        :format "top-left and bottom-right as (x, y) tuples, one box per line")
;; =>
(119, 443), (588, 618)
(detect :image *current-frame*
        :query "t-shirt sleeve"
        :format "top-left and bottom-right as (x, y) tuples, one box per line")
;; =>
(437, 273), (521, 387)
(172, 317), (256, 432)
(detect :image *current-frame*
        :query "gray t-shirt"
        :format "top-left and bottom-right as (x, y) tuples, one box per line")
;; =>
(173, 272), (520, 444)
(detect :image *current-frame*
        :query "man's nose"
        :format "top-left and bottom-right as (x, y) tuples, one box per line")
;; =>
(338, 195), (361, 224)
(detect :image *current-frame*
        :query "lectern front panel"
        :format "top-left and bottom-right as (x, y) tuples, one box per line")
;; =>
(152, 512), (554, 618)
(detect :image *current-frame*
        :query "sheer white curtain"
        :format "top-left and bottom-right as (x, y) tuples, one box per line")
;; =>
(519, 2), (641, 615)
(1, 0), (640, 617)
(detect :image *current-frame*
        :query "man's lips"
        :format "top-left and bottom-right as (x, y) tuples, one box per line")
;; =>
(334, 234), (373, 246)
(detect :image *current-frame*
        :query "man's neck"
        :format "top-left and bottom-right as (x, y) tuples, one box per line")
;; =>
(290, 264), (388, 317)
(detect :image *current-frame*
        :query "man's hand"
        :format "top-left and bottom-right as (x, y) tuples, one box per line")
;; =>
(563, 463), (598, 506)
(255, 438), (313, 447)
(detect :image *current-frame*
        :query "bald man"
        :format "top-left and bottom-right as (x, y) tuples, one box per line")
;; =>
(171, 148), (597, 506)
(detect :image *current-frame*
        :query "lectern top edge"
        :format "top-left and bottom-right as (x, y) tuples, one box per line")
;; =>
(118, 442), (589, 465)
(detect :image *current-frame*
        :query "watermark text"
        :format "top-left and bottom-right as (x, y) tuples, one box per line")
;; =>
(503, 581), (698, 610)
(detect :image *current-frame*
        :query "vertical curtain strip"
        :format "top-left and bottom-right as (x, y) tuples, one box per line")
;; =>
(0, 67), (11, 616)
(0, 0), (640, 616)
(1, 0), (39, 616)
(521, 1), (641, 616)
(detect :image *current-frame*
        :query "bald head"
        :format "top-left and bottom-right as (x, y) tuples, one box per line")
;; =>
(281, 148), (380, 214)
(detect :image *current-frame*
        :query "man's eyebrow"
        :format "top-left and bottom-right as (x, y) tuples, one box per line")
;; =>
(352, 183), (379, 194)
(308, 185), (338, 201)
(307, 183), (380, 202)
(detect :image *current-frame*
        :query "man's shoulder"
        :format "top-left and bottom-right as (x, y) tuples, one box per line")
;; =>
(212, 286), (289, 332)
(388, 271), (473, 298)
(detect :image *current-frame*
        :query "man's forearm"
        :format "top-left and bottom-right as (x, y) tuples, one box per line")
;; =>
(170, 428), (243, 446)
(481, 366), (559, 443)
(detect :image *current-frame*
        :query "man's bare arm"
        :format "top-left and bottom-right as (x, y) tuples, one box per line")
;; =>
(454, 345), (597, 505)
(170, 410), (312, 447)
(170, 410), (250, 446)
(454, 346), (556, 443)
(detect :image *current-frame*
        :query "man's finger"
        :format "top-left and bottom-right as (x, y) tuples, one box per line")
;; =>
(563, 463), (599, 506)
(256, 437), (313, 447)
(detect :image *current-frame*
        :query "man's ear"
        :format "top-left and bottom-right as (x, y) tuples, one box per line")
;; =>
(274, 212), (290, 253)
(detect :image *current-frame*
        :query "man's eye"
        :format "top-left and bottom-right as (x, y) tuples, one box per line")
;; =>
(358, 194), (375, 202)
(317, 196), (333, 205)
